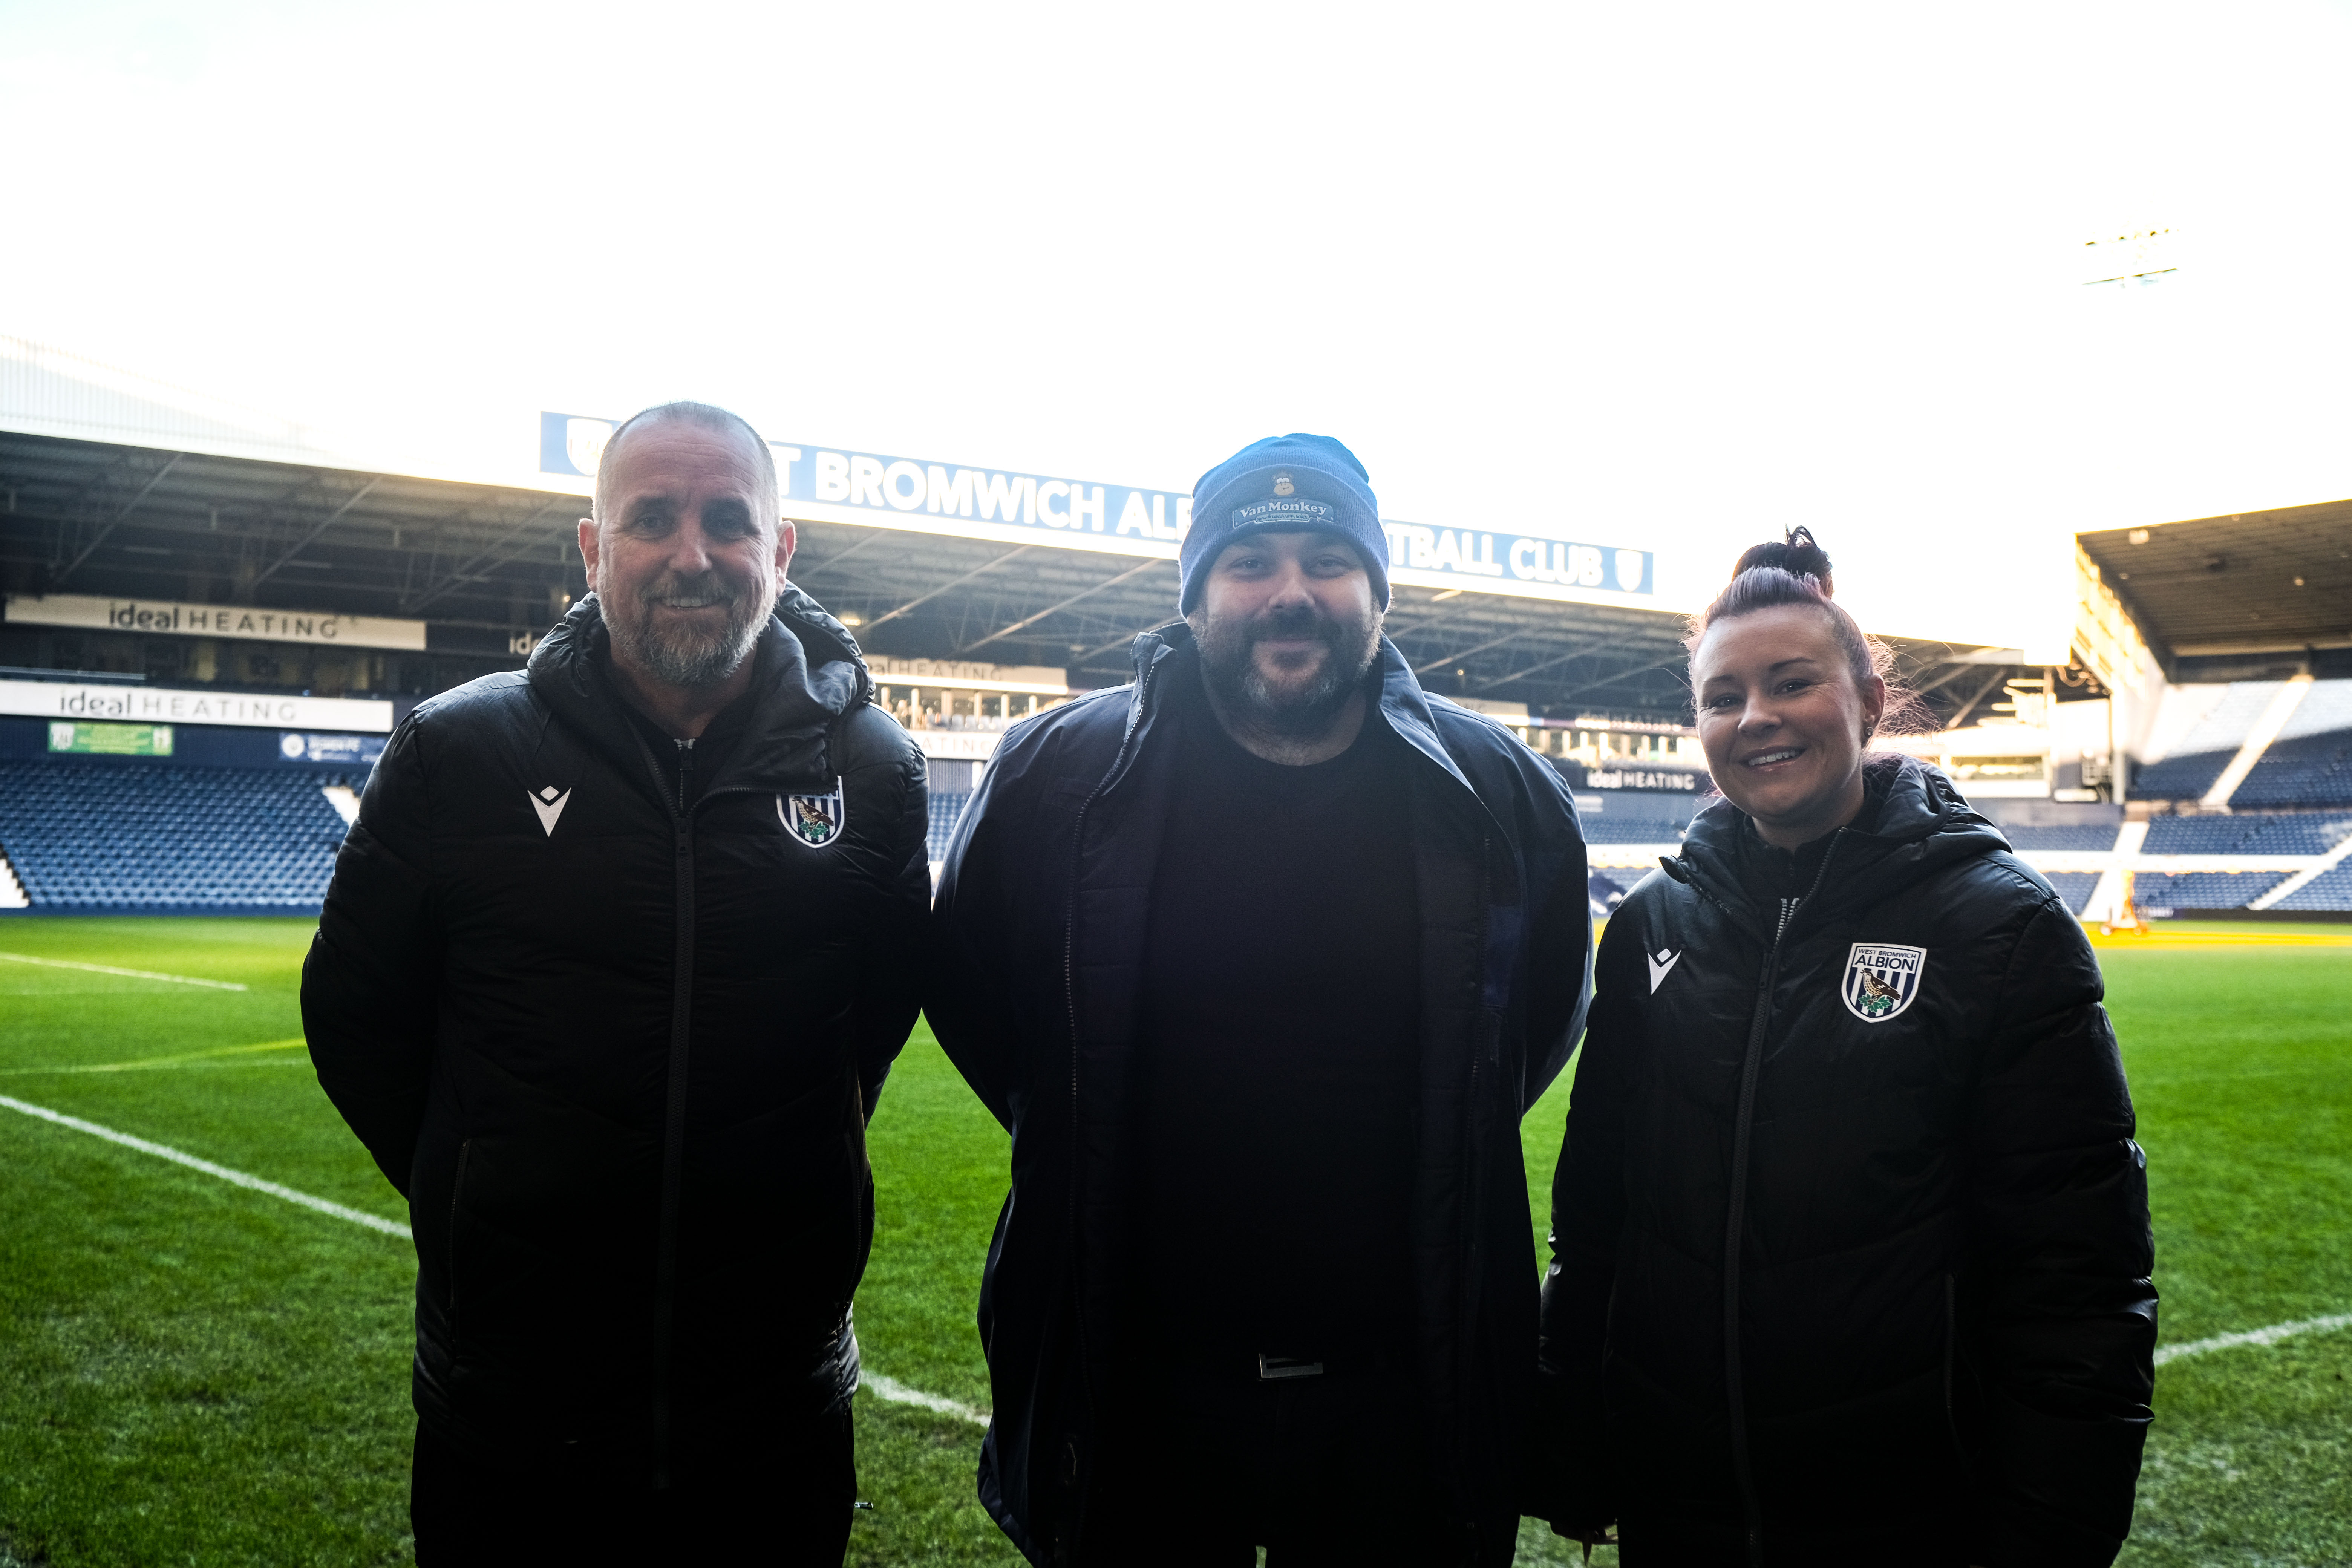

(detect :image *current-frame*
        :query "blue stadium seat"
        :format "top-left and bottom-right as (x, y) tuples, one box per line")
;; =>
(2000, 824), (2122, 852)
(2132, 681), (2288, 800)
(2233, 679), (2352, 810)
(2133, 871), (2289, 910)
(2142, 812), (2352, 856)
(2041, 871), (2101, 915)
(0, 761), (351, 913)
(1580, 819), (1687, 844)
(926, 793), (973, 864)
(2272, 862), (2352, 912)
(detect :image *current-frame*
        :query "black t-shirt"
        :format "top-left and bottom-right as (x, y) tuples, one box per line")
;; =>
(1128, 665), (1423, 1363)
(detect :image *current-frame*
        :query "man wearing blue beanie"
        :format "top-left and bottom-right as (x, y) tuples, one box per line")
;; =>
(931, 435), (1592, 1566)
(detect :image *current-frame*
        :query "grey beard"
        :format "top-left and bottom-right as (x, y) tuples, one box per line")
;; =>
(1194, 610), (1381, 738)
(605, 580), (770, 688)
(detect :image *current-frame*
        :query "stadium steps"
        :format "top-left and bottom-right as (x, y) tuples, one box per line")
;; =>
(2079, 822), (2151, 924)
(2233, 678), (2352, 810)
(2202, 676), (2312, 808)
(0, 845), (27, 909)
(2249, 829), (2352, 910)
(2133, 681), (2290, 801)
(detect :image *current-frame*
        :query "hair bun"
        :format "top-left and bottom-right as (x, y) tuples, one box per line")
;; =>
(1731, 526), (1834, 597)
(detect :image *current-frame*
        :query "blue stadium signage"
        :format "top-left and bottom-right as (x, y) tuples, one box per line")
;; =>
(539, 413), (1652, 603)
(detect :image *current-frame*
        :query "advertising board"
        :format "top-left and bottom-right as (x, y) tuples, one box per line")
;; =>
(47, 721), (173, 756)
(5, 593), (427, 651)
(0, 680), (394, 733)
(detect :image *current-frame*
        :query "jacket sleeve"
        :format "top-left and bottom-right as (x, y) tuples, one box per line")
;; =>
(1519, 763), (1594, 1110)
(923, 731), (1038, 1133)
(1962, 895), (2157, 1568)
(1527, 910), (1639, 1533)
(851, 729), (929, 1120)
(301, 715), (440, 1197)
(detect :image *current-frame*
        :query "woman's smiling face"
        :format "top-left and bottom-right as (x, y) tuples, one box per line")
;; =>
(1692, 603), (1886, 850)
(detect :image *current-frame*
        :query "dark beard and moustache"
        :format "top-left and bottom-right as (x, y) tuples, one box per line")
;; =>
(603, 568), (772, 688)
(1193, 599), (1382, 738)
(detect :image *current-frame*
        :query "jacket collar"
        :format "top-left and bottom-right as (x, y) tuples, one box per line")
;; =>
(1672, 752), (2008, 929)
(527, 584), (873, 792)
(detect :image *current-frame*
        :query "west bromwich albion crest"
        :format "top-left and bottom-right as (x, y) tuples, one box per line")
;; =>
(780, 779), (846, 847)
(1842, 942), (1926, 1023)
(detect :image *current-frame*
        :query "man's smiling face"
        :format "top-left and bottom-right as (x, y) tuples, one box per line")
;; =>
(1188, 531), (1382, 737)
(580, 418), (792, 691)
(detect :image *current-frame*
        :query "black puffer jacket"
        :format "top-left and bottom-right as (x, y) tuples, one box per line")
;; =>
(1534, 755), (2155, 1566)
(929, 625), (1593, 1567)
(303, 588), (929, 1482)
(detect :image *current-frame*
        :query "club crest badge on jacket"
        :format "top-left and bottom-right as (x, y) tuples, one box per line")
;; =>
(1843, 942), (1925, 1022)
(780, 780), (846, 847)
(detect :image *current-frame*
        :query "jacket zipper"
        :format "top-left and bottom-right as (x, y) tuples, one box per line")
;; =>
(614, 716), (698, 1491)
(616, 684), (856, 1489)
(1721, 829), (1845, 1567)
(1054, 651), (1162, 1535)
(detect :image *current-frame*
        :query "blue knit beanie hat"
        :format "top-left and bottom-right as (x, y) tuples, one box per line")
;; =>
(1179, 434), (1388, 614)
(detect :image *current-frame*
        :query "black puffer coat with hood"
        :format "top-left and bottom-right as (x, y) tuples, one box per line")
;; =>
(303, 587), (929, 1484)
(930, 624), (1593, 1568)
(1533, 755), (2155, 1567)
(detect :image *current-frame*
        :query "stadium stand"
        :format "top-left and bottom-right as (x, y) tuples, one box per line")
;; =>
(2143, 812), (2352, 856)
(2130, 680), (2288, 800)
(2273, 861), (2352, 912)
(1581, 818), (1690, 844)
(1576, 789), (1700, 844)
(2233, 678), (2352, 810)
(0, 761), (352, 914)
(2133, 871), (2292, 910)
(2041, 872), (2101, 915)
(927, 791), (972, 865)
(1997, 824), (2123, 852)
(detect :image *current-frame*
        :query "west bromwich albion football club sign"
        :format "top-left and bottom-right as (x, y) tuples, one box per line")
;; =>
(539, 413), (1654, 607)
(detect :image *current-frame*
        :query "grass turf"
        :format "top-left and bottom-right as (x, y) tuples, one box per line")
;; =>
(0, 916), (2344, 1565)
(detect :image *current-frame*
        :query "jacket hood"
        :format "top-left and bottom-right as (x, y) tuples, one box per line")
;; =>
(1673, 752), (2009, 928)
(527, 585), (874, 789)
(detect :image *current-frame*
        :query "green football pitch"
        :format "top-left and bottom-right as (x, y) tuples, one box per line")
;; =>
(0, 917), (2345, 1567)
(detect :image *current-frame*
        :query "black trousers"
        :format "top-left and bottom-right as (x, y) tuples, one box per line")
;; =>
(1086, 1357), (1461, 1567)
(410, 1406), (856, 1567)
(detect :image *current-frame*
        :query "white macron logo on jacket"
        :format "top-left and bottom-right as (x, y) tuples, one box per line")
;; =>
(529, 786), (572, 836)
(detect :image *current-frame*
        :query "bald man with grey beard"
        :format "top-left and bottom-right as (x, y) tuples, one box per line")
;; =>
(305, 402), (931, 1566)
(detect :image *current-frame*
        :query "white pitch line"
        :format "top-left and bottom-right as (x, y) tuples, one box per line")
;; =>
(0, 1089), (991, 1426)
(862, 1370), (991, 1427)
(2156, 1312), (2352, 1366)
(0, 1093), (407, 1237)
(0, 951), (248, 991)
(8, 1068), (2337, 1422)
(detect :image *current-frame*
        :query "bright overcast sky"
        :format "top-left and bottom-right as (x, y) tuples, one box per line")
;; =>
(4, 0), (2350, 652)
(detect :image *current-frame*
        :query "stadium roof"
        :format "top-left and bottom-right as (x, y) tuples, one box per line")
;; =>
(0, 427), (2023, 722)
(0, 331), (2026, 721)
(2079, 498), (2352, 677)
